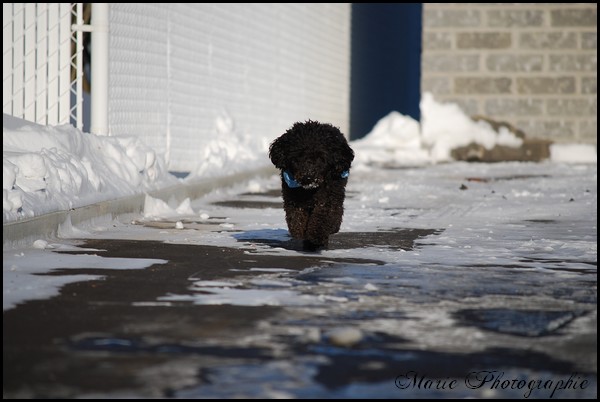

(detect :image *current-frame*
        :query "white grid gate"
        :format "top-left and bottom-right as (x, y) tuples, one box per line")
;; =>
(3, 3), (85, 129)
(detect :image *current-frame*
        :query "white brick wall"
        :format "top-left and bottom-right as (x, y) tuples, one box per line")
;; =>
(108, 4), (351, 172)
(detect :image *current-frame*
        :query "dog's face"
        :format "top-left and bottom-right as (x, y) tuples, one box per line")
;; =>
(282, 146), (330, 189)
(269, 121), (354, 190)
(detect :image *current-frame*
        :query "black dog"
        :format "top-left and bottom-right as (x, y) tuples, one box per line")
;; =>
(269, 120), (354, 251)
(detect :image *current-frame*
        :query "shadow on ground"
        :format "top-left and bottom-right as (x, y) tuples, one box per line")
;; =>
(233, 228), (441, 252)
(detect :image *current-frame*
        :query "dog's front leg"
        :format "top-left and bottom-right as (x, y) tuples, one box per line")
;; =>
(285, 206), (310, 240)
(304, 202), (334, 251)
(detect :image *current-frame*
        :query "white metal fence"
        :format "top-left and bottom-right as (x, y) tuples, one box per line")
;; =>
(3, 3), (85, 129)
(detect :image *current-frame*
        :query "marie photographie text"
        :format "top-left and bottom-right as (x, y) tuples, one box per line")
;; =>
(395, 370), (591, 398)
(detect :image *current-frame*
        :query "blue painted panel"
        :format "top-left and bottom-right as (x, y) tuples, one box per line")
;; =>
(350, 3), (422, 140)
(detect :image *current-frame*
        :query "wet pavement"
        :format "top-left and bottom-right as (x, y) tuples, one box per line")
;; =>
(3, 162), (597, 398)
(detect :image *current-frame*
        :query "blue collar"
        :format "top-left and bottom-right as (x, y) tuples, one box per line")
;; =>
(283, 170), (349, 188)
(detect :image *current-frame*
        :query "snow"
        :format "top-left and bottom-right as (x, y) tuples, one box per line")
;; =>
(3, 113), (178, 223)
(420, 92), (524, 160)
(188, 110), (272, 178)
(2, 93), (597, 311)
(3, 244), (167, 310)
(549, 143), (598, 163)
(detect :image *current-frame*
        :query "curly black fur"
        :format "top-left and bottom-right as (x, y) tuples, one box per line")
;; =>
(269, 120), (354, 251)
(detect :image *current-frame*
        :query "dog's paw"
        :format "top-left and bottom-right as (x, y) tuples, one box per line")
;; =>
(302, 239), (328, 252)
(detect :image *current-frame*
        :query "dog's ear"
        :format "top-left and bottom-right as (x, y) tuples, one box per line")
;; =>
(268, 133), (289, 169)
(324, 127), (354, 172)
(332, 140), (355, 172)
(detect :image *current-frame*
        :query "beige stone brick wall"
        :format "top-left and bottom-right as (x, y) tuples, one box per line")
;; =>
(421, 3), (597, 144)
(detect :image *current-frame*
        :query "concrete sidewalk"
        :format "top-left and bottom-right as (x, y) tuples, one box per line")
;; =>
(2, 166), (278, 249)
(3, 162), (597, 398)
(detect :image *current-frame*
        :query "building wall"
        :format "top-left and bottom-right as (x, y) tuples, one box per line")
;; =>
(107, 4), (351, 173)
(421, 3), (597, 144)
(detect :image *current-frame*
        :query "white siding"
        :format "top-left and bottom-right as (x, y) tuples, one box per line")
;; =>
(108, 3), (351, 172)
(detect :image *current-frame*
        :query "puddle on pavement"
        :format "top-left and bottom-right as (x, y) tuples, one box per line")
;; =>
(465, 174), (552, 183)
(212, 200), (283, 209)
(524, 219), (558, 224)
(239, 189), (283, 197)
(453, 309), (588, 337)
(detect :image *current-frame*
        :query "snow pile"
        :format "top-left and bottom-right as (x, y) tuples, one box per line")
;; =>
(142, 194), (194, 219)
(3, 114), (178, 223)
(420, 92), (523, 161)
(187, 110), (271, 179)
(351, 110), (430, 167)
(352, 92), (596, 166)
